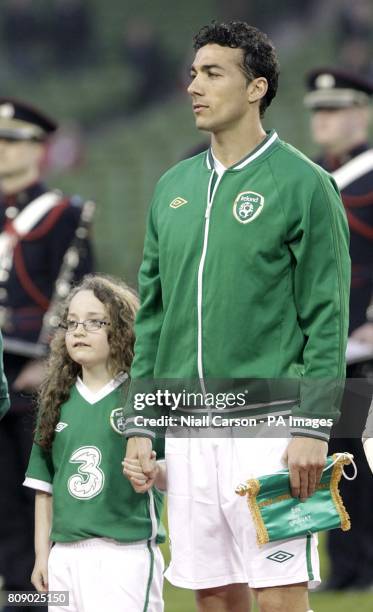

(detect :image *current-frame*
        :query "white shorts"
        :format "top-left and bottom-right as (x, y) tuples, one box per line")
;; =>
(165, 433), (320, 591)
(48, 538), (164, 612)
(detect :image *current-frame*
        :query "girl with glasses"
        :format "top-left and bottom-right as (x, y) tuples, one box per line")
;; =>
(23, 275), (165, 612)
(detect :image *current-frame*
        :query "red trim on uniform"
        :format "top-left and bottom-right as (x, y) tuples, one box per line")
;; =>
(343, 192), (373, 208)
(13, 243), (50, 311)
(4, 220), (18, 235)
(347, 210), (373, 240)
(22, 198), (70, 241)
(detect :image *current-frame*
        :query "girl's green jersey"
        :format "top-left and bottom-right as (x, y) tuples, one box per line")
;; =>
(25, 375), (165, 543)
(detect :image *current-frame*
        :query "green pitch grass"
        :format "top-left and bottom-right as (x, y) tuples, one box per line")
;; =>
(160, 531), (373, 611)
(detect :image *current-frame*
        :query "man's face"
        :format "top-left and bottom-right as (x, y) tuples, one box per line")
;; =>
(187, 44), (254, 133)
(310, 106), (369, 152)
(0, 138), (43, 180)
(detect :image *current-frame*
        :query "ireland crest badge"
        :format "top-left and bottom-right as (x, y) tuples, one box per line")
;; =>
(233, 191), (264, 224)
(110, 407), (126, 434)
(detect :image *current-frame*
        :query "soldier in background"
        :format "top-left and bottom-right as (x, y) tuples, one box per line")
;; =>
(304, 68), (373, 591)
(0, 99), (93, 611)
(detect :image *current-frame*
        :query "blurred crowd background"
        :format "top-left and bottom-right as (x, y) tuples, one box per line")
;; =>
(0, 0), (371, 286)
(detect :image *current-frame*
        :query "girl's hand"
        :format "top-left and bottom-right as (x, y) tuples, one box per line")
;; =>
(31, 557), (49, 592)
(122, 451), (158, 493)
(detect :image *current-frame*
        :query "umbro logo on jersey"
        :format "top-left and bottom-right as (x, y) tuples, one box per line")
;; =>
(170, 197), (188, 209)
(110, 407), (126, 434)
(266, 550), (294, 563)
(233, 191), (264, 224)
(55, 422), (68, 432)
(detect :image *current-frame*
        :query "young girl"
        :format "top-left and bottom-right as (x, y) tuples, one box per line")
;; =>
(23, 275), (165, 612)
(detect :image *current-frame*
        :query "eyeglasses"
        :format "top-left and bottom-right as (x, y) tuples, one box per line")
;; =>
(60, 319), (111, 333)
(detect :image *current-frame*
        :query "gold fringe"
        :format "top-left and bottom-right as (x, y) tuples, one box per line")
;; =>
(330, 453), (351, 532)
(236, 479), (269, 545)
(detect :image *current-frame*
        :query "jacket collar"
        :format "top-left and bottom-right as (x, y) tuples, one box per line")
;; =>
(206, 130), (278, 171)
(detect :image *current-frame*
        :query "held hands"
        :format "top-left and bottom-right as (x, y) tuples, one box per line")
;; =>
(282, 437), (328, 502)
(122, 451), (158, 493)
(31, 556), (48, 593)
(123, 437), (157, 493)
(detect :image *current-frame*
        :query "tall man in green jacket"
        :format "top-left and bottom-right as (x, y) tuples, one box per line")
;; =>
(123, 21), (350, 612)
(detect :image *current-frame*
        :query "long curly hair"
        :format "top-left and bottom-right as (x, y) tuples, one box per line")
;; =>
(37, 275), (139, 451)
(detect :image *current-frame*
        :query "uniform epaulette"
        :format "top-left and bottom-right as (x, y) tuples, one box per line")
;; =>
(69, 194), (85, 209)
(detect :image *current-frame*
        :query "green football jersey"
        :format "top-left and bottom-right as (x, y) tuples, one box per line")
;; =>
(25, 374), (165, 544)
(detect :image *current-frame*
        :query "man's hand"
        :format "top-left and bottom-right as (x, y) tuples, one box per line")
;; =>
(31, 556), (48, 593)
(123, 436), (154, 478)
(282, 437), (328, 501)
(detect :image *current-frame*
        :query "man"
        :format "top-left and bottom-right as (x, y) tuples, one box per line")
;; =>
(304, 68), (373, 591)
(124, 22), (350, 612)
(0, 98), (93, 610)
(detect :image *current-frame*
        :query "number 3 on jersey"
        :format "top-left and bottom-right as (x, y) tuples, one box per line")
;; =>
(68, 446), (105, 499)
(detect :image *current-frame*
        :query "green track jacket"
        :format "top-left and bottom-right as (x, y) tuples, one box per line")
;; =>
(124, 130), (350, 441)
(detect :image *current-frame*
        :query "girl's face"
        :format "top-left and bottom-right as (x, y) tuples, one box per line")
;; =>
(65, 290), (111, 371)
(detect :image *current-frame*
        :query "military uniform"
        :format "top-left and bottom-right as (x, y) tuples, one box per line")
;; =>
(305, 68), (373, 590)
(0, 99), (93, 609)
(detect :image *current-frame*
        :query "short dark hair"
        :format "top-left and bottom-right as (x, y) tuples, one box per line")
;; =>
(193, 21), (280, 116)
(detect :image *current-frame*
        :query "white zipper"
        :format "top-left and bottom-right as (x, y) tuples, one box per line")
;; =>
(197, 133), (277, 385)
(197, 170), (223, 384)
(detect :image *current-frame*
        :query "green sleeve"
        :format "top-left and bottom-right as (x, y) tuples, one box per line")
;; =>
(287, 172), (350, 440)
(24, 442), (54, 493)
(124, 192), (165, 440)
(0, 332), (10, 421)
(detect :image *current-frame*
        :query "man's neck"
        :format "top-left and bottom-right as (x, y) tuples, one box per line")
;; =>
(0, 167), (40, 196)
(210, 120), (267, 168)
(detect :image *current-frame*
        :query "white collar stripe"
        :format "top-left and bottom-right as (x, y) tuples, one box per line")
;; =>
(206, 150), (212, 170)
(234, 131), (278, 170)
(76, 373), (127, 405)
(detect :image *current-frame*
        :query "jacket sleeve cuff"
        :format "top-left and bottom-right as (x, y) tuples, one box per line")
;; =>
(124, 416), (156, 440)
(290, 423), (332, 442)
